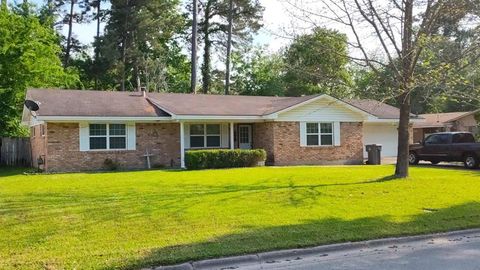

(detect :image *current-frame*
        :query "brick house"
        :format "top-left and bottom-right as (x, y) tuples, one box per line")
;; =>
(23, 89), (420, 172)
(413, 111), (480, 143)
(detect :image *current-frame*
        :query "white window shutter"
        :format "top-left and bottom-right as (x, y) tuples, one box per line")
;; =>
(79, 122), (89, 151)
(300, 122), (307, 146)
(334, 122), (341, 146)
(127, 123), (136, 150)
(184, 124), (190, 149)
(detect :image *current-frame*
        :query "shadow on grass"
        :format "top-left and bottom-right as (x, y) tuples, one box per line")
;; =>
(0, 166), (33, 177)
(116, 202), (480, 270)
(0, 174), (400, 226)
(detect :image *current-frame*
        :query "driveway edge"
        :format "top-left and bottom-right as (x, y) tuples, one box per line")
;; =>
(148, 228), (480, 270)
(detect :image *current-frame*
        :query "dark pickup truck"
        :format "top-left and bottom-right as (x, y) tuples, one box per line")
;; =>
(409, 132), (480, 169)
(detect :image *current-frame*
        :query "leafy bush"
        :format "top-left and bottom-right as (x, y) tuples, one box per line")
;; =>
(185, 149), (267, 170)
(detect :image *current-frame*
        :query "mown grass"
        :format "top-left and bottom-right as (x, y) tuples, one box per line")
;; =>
(0, 165), (479, 269)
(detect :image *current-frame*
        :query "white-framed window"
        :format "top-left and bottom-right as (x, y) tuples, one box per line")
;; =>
(31, 126), (36, 138)
(306, 122), (334, 146)
(189, 124), (221, 148)
(89, 123), (126, 150)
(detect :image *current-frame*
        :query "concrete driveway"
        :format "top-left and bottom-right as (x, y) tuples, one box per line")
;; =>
(238, 231), (480, 270)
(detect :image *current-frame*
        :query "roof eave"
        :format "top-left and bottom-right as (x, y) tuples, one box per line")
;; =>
(266, 94), (378, 119)
(36, 116), (173, 122)
(448, 109), (480, 122)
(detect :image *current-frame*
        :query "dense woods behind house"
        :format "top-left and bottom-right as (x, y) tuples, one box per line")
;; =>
(1, 0), (480, 138)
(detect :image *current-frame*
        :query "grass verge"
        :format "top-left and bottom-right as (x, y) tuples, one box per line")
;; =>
(0, 165), (479, 269)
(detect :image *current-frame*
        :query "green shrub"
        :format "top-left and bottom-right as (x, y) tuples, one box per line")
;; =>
(185, 149), (267, 170)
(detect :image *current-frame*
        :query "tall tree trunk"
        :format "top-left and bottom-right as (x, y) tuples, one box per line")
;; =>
(120, 0), (129, 91)
(135, 64), (141, 91)
(47, 0), (53, 15)
(121, 35), (127, 91)
(94, 0), (101, 89)
(395, 0), (414, 178)
(201, 0), (212, 94)
(190, 0), (198, 93)
(64, 0), (75, 66)
(224, 0), (233, 95)
(395, 92), (411, 177)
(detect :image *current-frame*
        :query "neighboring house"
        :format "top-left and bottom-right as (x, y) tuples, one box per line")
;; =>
(23, 89), (420, 172)
(413, 111), (480, 143)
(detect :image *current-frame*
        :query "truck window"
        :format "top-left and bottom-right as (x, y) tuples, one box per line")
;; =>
(425, 134), (450, 144)
(452, 133), (475, 143)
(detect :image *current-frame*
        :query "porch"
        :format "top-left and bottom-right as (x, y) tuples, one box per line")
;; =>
(179, 122), (262, 168)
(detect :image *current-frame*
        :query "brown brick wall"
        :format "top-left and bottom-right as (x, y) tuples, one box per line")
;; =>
(30, 124), (47, 169)
(271, 122), (364, 166)
(252, 122), (275, 163)
(46, 123), (180, 172)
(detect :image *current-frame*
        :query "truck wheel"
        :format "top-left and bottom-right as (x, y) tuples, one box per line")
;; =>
(409, 152), (419, 165)
(464, 154), (479, 169)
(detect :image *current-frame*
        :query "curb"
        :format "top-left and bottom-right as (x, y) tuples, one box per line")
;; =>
(147, 228), (480, 270)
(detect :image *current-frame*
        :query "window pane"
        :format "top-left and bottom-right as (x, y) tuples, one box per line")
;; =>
(239, 126), (250, 143)
(190, 136), (204, 147)
(321, 134), (333, 145)
(424, 135), (437, 144)
(320, 123), (333, 133)
(190, 124), (204, 135)
(207, 136), (220, 147)
(90, 124), (107, 136)
(109, 137), (126, 149)
(306, 123), (318, 134)
(307, 135), (319, 145)
(90, 137), (107, 149)
(206, 124), (220, 135)
(109, 124), (126, 136)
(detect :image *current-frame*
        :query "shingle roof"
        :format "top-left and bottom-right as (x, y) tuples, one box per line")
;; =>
(413, 112), (472, 128)
(25, 89), (405, 119)
(147, 92), (315, 116)
(344, 99), (406, 119)
(27, 89), (169, 117)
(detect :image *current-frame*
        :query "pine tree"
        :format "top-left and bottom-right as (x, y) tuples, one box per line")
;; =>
(58, 0), (91, 66)
(99, 0), (186, 91)
(197, 0), (263, 94)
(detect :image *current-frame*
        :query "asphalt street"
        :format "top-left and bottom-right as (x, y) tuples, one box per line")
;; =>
(235, 231), (480, 270)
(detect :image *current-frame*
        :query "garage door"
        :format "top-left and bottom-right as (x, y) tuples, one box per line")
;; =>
(363, 123), (398, 157)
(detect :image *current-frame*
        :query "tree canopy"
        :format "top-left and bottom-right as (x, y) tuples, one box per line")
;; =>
(0, 4), (78, 136)
(283, 28), (352, 97)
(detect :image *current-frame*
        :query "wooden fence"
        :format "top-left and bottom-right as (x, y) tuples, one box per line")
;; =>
(0, 138), (32, 167)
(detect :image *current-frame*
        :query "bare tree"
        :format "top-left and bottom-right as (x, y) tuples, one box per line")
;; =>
(285, 0), (480, 177)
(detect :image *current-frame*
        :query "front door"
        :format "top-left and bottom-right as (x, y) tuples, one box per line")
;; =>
(238, 125), (252, 149)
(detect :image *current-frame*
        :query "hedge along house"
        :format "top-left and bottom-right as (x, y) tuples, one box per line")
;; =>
(23, 89), (421, 172)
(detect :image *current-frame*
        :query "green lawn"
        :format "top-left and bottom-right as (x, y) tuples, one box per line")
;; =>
(0, 165), (479, 269)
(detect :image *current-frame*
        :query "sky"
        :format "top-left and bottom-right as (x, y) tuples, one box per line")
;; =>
(11, 0), (393, 59)
(13, 0), (298, 53)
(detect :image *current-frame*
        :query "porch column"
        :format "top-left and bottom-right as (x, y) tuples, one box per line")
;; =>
(180, 121), (185, 168)
(230, 122), (234, 149)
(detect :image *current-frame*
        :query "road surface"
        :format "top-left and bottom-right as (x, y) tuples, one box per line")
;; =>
(236, 231), (480, 270)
